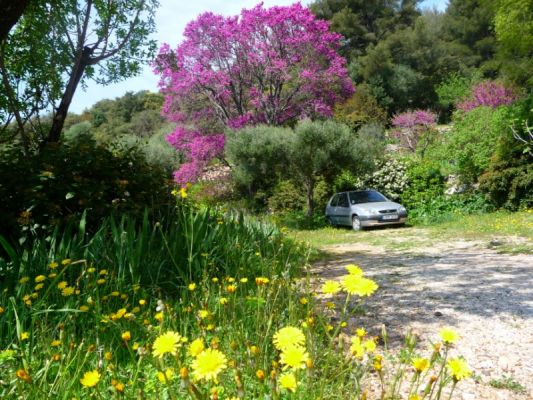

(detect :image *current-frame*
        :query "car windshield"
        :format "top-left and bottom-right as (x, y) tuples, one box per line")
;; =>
(349, 191), (388, 204)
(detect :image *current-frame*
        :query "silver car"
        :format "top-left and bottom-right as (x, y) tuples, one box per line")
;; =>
(325, 190), (407, 230)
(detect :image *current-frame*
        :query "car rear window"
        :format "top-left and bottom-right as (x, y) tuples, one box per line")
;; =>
(349, 191), (387, 204)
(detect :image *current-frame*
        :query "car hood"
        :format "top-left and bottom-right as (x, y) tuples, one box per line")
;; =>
(353, 201), (401, 212)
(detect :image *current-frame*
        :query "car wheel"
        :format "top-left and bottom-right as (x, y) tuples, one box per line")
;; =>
(352, 215), (362, 231)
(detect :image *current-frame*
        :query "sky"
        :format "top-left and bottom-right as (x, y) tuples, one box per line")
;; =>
(70, 0), (448, 113)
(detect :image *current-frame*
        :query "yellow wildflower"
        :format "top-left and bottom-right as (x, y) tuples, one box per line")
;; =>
(152, 331), (182, 358)
(57, 281), (68, 289)
(321, 280), (341, 295)
(255, 277), (269, 285)
(61, 259), (72, 266)
(61, 286), (75, 296)
(16, 369), (32, 383)
(412, 357), (429, 373)
(341, 275), (378, 296)
(191, 348), (228, 382)
(48, 261), (58, 269)
(447, 358), (472, 381)
(35, 275), (46, 283)
(51, 340), (61, 347)
(279, 345), (309, 370)
(439, 327), (459, 345)
(189, 338), (205, 357)
(219, 297), (228, 305)
(157, 368), (174, 383)
(273, 326), (306, 351)
(278, 372), (298, 393)
(19, 277), (30, 284)
(121, 331), (131, 341)
(20, 332), (29, 341)
(80, 370), (100, 388)
(188, 283), (196, 291)
(345, 264), (363, 276)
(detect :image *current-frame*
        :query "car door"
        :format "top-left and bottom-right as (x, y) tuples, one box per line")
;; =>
(335, 193), (351, 226)
(327, 194), (339, 223)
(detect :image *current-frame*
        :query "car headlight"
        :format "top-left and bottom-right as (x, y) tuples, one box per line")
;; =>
(368, 209), (380, 215)
(398, 206), (406, 212)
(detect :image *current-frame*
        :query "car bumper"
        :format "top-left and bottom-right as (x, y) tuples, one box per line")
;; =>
(360, 216), (408, 227)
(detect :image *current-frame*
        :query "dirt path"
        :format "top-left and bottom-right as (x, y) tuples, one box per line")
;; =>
(313, 236), (533, 400)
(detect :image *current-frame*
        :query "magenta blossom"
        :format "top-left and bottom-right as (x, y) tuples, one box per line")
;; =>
(457, 81), (518, 112)
(155, 2), (354, 183)
(391, 110), (437, 153)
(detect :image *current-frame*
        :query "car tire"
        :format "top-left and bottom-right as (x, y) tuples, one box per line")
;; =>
(352, 215), (362, 231)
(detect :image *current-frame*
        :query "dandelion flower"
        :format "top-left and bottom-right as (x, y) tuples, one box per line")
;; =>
(363, 338), (376, 353)
(321, 280), (341, 295)
(48, 261), (58, 269)
(35, 275), (46, 283)
(279, 372), (298, 393)
(447, 358), (472, 381)
(345, 264), (363, 276)
(80, 370), (100, 388)
(57, 281), (68, 289)
(341, 275), (378, 296)
(61, 286), (75, 296)
(191, 348), (228, 382)
(256, 369), (265, 380)
(61, 259), (72, 266)
(51, 340), (61, 347)
(16, 369), (32, 383)
(20, 332), (29, 341)
(279, 345), (309, 370)
(273, 326), (306, 351)
(188, 283), (196, 291)
(412, 357), (429, 373)
(219, 297), (228, 305)
(350, 336), (364, 358)
(157, 368), (174, 383)
(189, 338), (205, 357)
(439, 327), (459, 345)
(152, 331), (182, 358)
(121, 331), (131, 341)
(356, 327), (366, 337)
(34, 283), (44, 291)
(255, 277), (269, 286)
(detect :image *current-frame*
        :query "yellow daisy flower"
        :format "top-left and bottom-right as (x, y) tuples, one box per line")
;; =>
(320, 280), (341, 295)
(152, 331), (182, 358)
(80, 370), (100, 388)
(191, 348), (228, 382)
(278, 372), (298, 393)
(447, 358), (472, 381)
(273, 326), (306, 351)
(279, 345), (309, 370)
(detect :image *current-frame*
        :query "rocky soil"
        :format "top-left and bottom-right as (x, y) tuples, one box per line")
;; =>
(313, 237), (533, 399)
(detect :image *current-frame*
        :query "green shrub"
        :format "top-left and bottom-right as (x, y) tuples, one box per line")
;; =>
(268, 180), (305, 213)
(407, 193), (494, 224)
(401, 161), (446, 212)
(441, 105), (515, 185)
(0, 136), (172, 241)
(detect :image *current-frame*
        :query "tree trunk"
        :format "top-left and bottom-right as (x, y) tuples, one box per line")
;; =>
(46, 47), (92, 144)
(0, 0), (29, 42)
(305, 178), (315, 217)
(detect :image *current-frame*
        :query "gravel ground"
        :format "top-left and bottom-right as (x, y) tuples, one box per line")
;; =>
(313, 238), (533, 400)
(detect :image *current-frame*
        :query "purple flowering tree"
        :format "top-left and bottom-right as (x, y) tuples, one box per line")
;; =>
(457, 81), (517, 112)
(155, 3), (354, 184)
(391, 110), (437, 155)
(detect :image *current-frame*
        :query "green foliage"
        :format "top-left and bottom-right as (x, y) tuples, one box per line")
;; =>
(478, 97), (533, 209)
(225, 125), (292, 208)
(268, 180), (305, 213)
(334, 84), (388, 129)
(289, 119), (376, 215)
(489, 375), (527, 394)
(401, 161), (446, 212)
(0, 135), (172, 242)
(441, 106), (515, 184)
(436, 71), (481, 112)
(1, 1), (159, 145)
(406, 192), (494, 224)
(85, 91), (165, 141)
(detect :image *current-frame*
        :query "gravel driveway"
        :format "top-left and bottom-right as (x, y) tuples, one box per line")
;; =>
(313, 238), (533, 399)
